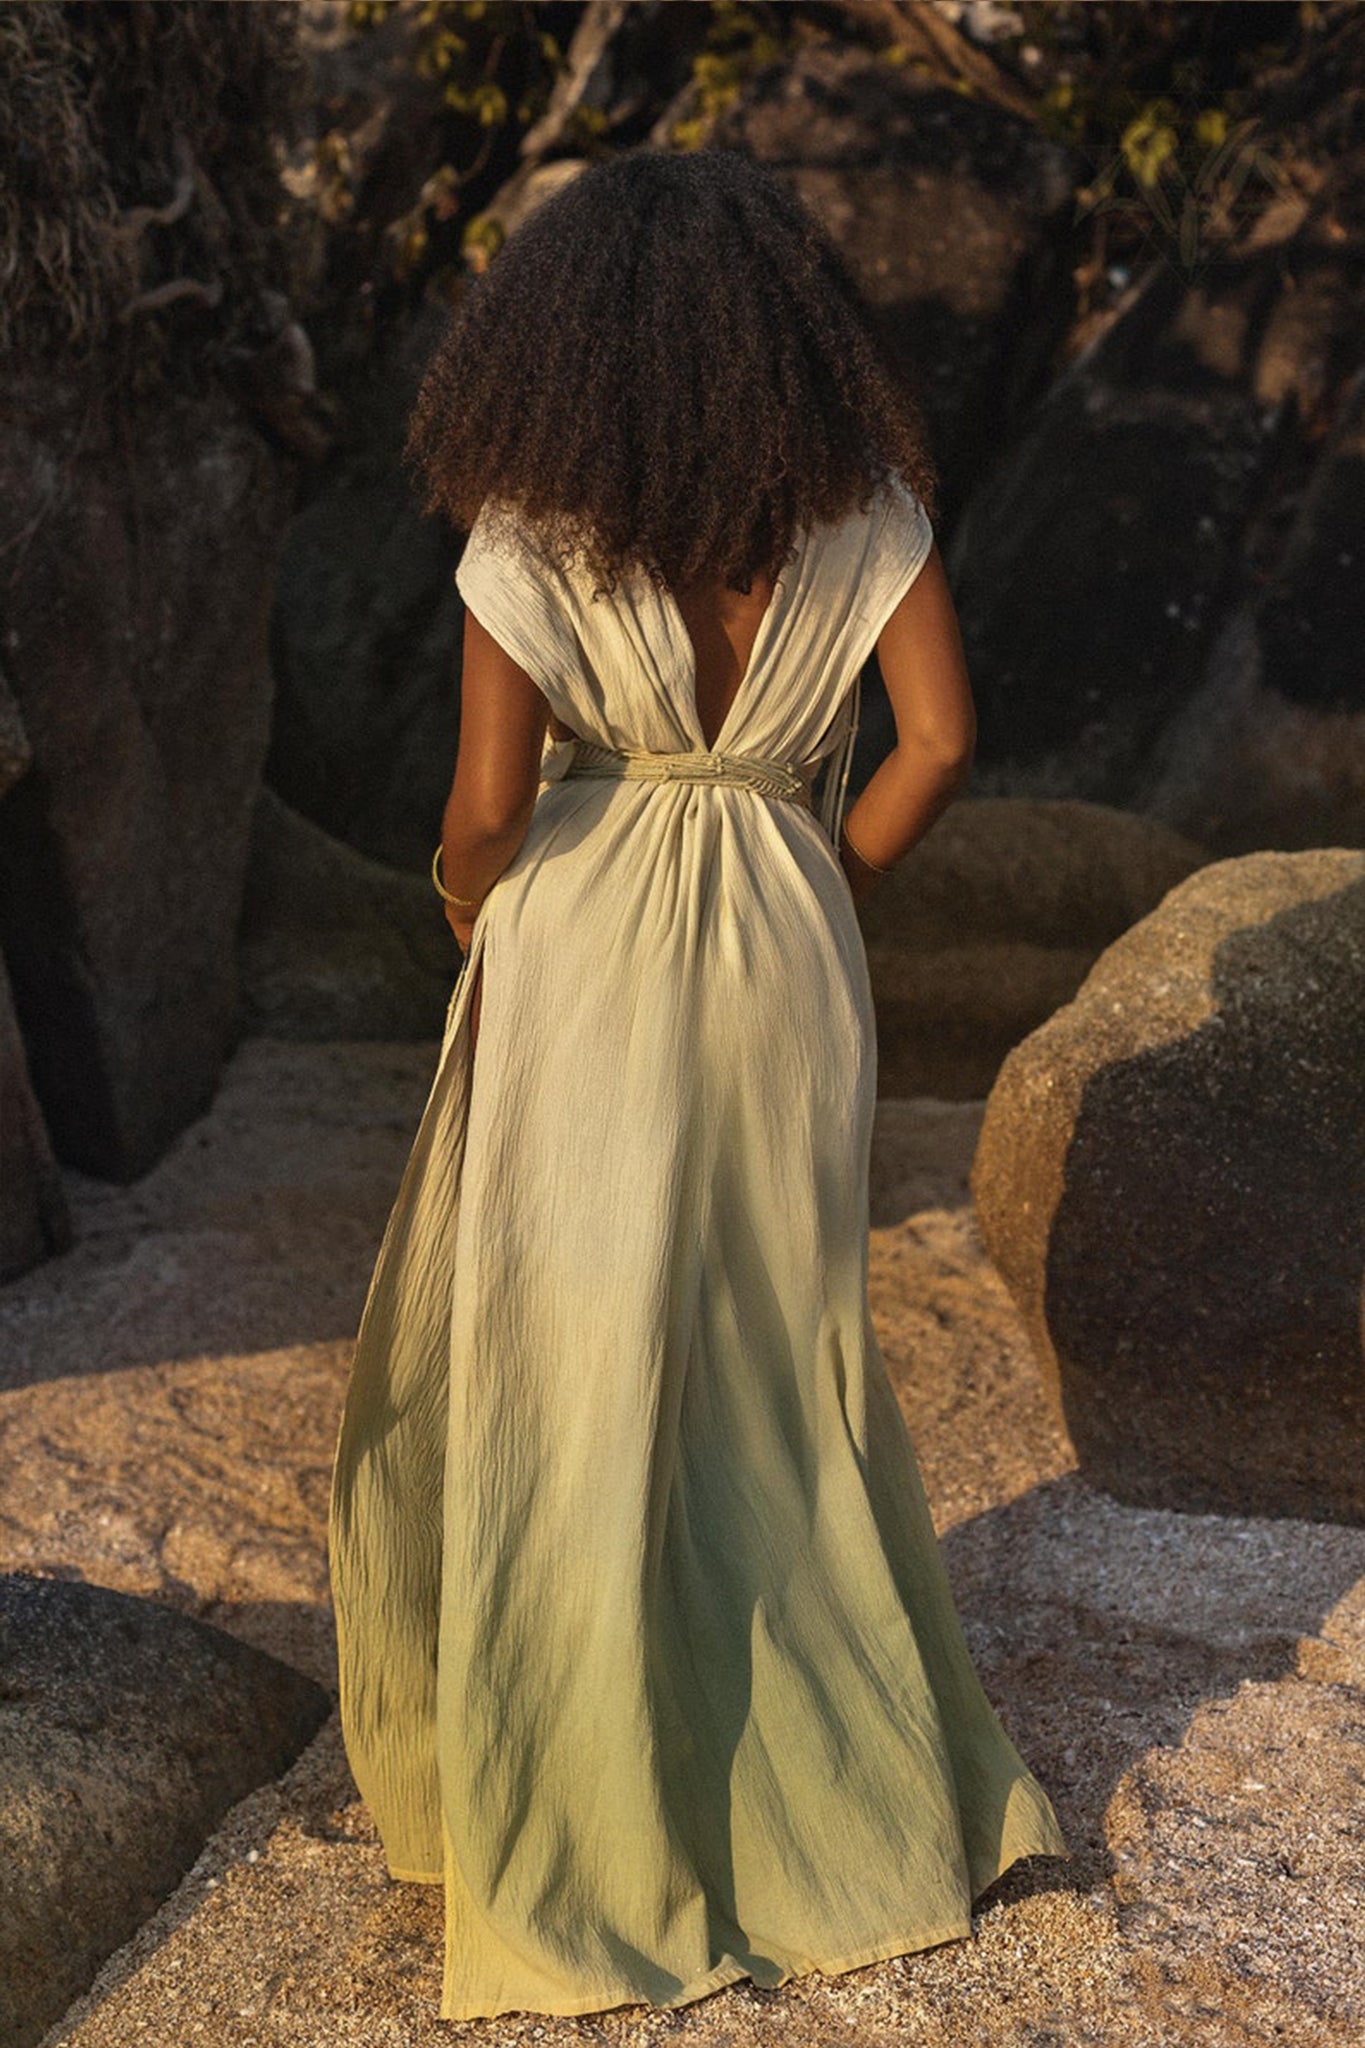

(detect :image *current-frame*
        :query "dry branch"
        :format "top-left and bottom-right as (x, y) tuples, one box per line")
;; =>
(109, 133), (198, 243)
(832, 0), (1039, 123)
(518, 0), (632, 160)
(117, 274), (225, 322)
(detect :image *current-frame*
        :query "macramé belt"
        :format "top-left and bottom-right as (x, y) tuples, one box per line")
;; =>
(562, 738), (816, 809)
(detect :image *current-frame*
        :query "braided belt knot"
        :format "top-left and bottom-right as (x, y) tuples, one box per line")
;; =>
(563, 738), (815, 807)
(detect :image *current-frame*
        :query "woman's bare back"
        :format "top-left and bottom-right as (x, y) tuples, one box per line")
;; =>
(548, 572), (776, 752)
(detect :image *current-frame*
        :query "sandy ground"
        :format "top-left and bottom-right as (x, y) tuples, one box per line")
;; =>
(0, 1037), (1360, 2047)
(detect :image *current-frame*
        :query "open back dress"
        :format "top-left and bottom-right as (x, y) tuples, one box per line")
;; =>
(327, 474), (1068, 2023)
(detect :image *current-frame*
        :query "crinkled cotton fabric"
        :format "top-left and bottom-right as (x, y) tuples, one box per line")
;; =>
(327, 476), (1068, 2023)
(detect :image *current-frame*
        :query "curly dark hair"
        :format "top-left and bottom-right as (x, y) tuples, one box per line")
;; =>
(403, 145), (939, 598)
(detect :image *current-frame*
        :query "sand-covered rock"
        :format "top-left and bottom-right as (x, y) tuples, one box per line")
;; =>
(237, 785), (457, 1042)
(0, 1573), (329, 2048)
(971, 846), (1365, 1526)
(860, 797), (1209, 1097)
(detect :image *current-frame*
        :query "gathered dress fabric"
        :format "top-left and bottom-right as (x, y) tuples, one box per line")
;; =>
(327, 476), (1068, 2023)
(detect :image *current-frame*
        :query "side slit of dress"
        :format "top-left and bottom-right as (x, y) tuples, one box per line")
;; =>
(328, 906), (492, 1886)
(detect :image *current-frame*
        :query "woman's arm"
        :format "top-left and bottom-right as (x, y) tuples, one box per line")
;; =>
(838, 542), (977, 908)
(438, 607), (552, 954)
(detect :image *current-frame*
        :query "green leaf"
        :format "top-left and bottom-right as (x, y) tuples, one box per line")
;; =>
(1121, 105), (1179, 187)
(474, 82), (508, 127)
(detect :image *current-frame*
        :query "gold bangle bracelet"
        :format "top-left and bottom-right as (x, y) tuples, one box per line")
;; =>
(431, 842), (483, 908)
(841, 819), (897, 875)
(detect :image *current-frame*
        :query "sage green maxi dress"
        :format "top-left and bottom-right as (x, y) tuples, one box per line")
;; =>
(327, 474), (1068, 2024)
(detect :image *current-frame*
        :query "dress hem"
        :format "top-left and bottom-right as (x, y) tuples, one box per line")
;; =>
(433, 1846), (1067, 2023)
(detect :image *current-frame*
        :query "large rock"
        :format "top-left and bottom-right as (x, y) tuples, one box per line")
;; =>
(858, 797), (1209, 1097)
(264, 470), (462, 870)
(259, 3), (472, 868)
(711, 40), (1081, 524)
(0, 1572), (329, 2048)
(259, 278), (470, 871)
(0, 373), (294, 1182)
(970, 848), (1365, 1524)
(946, 262), (1277, 807)
(237, 784), (457, 1038)
(949, 88), (1365, 821)
(1141, 363), (1365, 854)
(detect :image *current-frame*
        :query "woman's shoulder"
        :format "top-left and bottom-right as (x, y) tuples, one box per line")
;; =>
(460, 495), (540, 574)
(454, 499), (576, 687)
(868, 470), (932, 546)
(812, 470), (933, 581)
(816, 471), (934, 644)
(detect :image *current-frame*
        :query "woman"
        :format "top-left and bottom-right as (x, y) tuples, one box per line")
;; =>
(328, 144), (1067, 2024)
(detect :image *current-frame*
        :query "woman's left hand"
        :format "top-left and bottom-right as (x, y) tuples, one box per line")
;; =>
(444, 907), (483, 1052)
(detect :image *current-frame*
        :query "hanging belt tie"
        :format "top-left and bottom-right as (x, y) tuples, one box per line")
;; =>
(563, 739), (817, 808)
